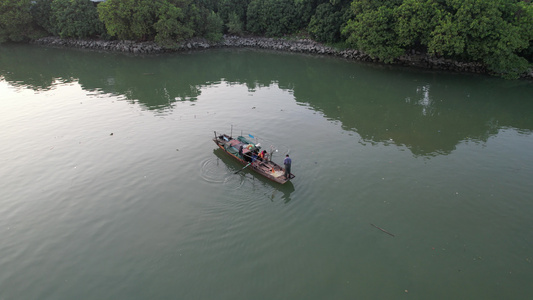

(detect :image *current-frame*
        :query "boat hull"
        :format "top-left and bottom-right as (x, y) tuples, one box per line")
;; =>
(213, 133), (294, 184)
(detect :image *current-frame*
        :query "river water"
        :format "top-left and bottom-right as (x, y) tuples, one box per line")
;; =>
(1, 44), (532, 299)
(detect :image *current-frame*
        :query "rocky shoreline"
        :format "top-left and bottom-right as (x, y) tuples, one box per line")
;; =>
(32, 35), (532, 78)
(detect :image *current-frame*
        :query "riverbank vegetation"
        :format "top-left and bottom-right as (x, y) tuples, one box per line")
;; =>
(1, 0), (532, 78)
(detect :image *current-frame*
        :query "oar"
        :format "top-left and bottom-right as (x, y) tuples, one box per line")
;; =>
(234, 162), (251, 174)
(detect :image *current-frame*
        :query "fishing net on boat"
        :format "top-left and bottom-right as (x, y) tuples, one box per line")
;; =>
(237, 136), (253, 145)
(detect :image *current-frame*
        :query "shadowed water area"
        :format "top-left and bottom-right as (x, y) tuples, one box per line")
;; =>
(1, 44), (533, 299)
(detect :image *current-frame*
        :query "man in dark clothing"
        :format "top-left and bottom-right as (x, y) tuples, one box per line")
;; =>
(284, 154), (292, 179)
(238, 145), (243, 158)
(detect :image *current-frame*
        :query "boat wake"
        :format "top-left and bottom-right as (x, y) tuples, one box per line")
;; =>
(199, 157), (245, 187)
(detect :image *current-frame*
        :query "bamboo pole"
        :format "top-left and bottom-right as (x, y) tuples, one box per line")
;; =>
(370, 223), (395, 237)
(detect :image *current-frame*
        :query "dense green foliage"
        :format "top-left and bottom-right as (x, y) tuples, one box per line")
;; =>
(247, 0), (300, 36)
(343, 2), (404, 62)
(1, 0), (532, 78)
(96, 0), (223, 45)
(30, 0), (54, 34)
(343, 0), (533, 78)
(97, 0), (158, 40)
(0, 0), (39, 42)
(308, 1), (350, 43)
(152, 0), (194, 45)
(50, 0), (105, 38)
(218, 0), (250, 35)
(428, 0), (533, 78)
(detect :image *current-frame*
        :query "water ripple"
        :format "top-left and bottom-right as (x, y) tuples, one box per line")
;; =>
(199, 156), (245, 188)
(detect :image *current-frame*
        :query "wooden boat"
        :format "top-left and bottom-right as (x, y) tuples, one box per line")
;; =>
(213, 131), (295, 184)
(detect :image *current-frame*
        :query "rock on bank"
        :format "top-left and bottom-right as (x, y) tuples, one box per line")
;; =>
(31, 35), (343, 56)
(32, 36), (532, 78)
(32, 37), (164, 54)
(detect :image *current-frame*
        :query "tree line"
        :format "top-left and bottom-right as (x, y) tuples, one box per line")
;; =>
(1, 0), (532, 78)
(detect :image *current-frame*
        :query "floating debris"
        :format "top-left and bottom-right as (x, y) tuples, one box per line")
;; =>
(370, 223), (395, 237)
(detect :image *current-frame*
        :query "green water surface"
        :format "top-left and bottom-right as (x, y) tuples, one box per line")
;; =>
(1, 44), (532, 299)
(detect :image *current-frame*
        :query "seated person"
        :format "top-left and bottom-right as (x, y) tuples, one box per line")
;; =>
(259, 150), (268, 162)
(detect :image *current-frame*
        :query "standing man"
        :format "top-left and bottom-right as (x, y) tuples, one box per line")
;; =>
(284, 154), (292, 179)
